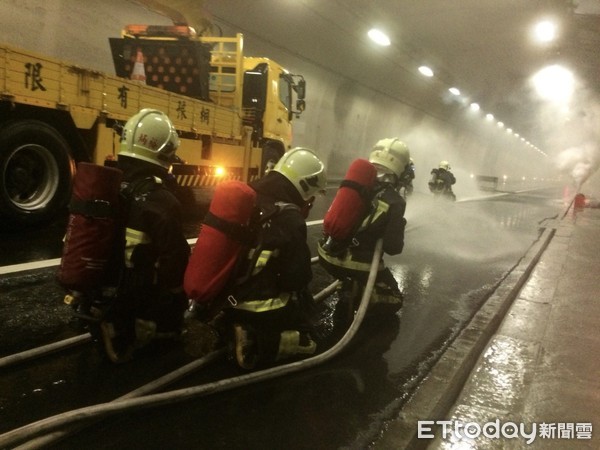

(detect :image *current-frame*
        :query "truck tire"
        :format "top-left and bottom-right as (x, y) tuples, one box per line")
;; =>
(0, 120), (75, 229)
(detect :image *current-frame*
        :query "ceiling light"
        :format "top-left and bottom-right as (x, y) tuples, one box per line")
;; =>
(448, 87), (460, 95)
(532, 64), (574, 103)
(418, 66), (434, 77)
(485, 113), (494, 121)
(534, 20), (557, 43)
(368, 28), (391, 46)
(497, 121), (504, 128)
(469, 102), (480, 111)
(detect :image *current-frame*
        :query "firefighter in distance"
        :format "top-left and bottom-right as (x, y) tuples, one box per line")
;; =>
(428, 160), (456, 201)
(399, 158), (415, 198)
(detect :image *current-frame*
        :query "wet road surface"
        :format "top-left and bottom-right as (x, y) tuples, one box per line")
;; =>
(0, 187), (564, 449)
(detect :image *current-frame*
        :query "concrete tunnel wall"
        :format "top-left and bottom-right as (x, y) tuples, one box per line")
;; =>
(0, 0), (556, 198)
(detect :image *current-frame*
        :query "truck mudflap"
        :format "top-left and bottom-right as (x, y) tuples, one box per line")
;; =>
(171, 166), (260, 188)
(171, 166), (260, 214)
(175, 174), (242, 187)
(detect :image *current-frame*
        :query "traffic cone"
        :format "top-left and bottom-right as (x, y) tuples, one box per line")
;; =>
(131, 48), (146, 83)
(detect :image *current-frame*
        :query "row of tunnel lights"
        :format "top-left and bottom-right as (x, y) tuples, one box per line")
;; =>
(367, 28), (548, 158)
(445, 85), (547, 158)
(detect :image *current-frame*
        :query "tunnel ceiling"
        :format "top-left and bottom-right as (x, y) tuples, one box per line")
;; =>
(137, 0), (600, 151)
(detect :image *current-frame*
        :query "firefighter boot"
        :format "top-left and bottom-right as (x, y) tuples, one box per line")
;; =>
(367, 281), (404, 317)
(275, 330), (317, 362)
(100, 320), (134, 364)
(134, 318), (158, 348)
(233, 323), (259, 370)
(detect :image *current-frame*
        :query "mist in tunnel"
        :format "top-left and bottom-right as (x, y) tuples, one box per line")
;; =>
(553, 102), (600, 194)
(301, 75), (500, 199)
(305, 71), (556, 192)
(527, 69), (600, 194)
(556, 143), (600, 193)
(403, 194), (536, 265)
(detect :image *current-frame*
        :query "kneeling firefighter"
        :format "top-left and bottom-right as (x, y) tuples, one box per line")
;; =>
(318, 138), (409, 319)
(100, 109), (191, 363)
(211, 148), (327, 370)
(428, 160), (456, 201)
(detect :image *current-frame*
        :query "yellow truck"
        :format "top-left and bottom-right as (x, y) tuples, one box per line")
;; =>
(0, 24), (306, 227)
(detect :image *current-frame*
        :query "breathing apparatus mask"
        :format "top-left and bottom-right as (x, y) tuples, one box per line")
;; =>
(374, 165), (399, 188)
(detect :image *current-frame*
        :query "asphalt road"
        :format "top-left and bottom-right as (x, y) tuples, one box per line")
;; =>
(0, 186), (565, 449)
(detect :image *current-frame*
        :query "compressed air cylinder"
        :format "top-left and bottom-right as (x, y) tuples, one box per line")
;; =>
(57, 162), (123, 290)
(184, 180), (257, 303)
(323, 158), (377, 242)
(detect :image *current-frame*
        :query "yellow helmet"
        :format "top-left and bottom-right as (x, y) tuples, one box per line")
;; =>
(119, 108), (180, 169)
(368, 138), (411, 177)
(439, 160), (451, 170)
(273, 147), (327, 200)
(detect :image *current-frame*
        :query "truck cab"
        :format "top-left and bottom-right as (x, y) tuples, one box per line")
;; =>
(241, 57), (306, 172)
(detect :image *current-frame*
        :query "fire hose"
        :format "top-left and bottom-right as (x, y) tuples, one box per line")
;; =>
(0, 334), (91, 369)
(0, 240), (383, 449)
(0, 258), (325, 370)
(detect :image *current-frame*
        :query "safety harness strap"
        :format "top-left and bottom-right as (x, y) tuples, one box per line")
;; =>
(203, 211), (254, 243)
(339, 179), (373, 203)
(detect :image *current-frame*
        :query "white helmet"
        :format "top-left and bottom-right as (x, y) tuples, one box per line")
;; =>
(368, 138), (411, 178)
(119, 108), (180, 169)
(439, 160), (450, 170)
(273, 147), (327, 200)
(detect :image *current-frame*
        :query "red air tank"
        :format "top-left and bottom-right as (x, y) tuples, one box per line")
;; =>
(323, 158), (377, 244)
(184, 180), (257, 303)
(57, 162), (123, 290)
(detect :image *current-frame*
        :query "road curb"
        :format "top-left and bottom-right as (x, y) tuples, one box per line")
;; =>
(374, 222), (559, 449)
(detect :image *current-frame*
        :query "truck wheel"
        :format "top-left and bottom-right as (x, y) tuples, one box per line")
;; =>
(0, 120), (74, 229)
(261, 144), (283, 176)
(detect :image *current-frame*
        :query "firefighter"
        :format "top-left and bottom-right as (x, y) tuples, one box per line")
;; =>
(318, 138), (409, 320)
(100, 108), (191, 363)
(399, 157), (415, 198)
(428, 160), (456, 200)
(222, 147), (327, 370)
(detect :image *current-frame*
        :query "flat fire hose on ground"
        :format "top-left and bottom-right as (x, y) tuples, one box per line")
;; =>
(0, 334), (91, 369)
(0, 240), (383, 450)
(14, 349), (228, 450)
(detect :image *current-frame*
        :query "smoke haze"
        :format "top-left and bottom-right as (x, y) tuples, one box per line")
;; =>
(556, 143), (600, 192)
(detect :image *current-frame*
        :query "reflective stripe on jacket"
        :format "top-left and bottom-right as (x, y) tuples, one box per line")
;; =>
(231, 248), (289, 312)
(232, 292), (291, 312)
(124, 227), (152, 268)
(251, 249), (279, 276)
